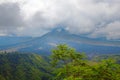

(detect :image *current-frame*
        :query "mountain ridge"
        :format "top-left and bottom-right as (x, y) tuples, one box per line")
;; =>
(0, 28), (120, 55)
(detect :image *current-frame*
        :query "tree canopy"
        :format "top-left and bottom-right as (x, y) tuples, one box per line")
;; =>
(51, 44), (120, 80)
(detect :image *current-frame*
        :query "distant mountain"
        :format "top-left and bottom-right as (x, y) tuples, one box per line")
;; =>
(0, 52), (53, 80)
(0, 36), (32, 47)
(0, 28), (120, 55)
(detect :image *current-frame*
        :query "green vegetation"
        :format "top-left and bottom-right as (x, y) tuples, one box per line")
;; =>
(0, 44), (120, 80)
(0, 52), (53, 80)
(51, 44), (120, 80)
(93, 54), (120, 64)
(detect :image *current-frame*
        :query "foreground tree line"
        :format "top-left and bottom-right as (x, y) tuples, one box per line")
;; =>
(0, 44), (120, 80)
(51, 44), (120, 80)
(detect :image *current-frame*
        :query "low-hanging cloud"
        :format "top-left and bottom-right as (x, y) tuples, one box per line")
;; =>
(0, 0), (120, 39)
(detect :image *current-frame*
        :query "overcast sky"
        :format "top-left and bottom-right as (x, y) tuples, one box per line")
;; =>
(0, 0), (120, 40)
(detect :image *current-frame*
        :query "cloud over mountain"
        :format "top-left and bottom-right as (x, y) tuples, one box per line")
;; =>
(0, 0), (120, 39)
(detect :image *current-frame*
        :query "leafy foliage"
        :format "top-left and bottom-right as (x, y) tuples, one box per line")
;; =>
(0, 44), (120, 80)
(51, 44), (120, 80)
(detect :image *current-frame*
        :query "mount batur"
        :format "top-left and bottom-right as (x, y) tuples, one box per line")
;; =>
(0, 28), (120, 55)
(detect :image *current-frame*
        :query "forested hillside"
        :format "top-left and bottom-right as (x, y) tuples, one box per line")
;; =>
(0, 52), (53, 80)
(0, 44), (120, 80)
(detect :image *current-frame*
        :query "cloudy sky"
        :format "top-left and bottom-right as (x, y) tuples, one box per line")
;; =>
(0, 0), (120, 40)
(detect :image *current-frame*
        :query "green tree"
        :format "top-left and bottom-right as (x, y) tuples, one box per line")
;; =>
(51, 44), (120, 80)
(51, 44), (86, 80)
(91, 59), (120, 80)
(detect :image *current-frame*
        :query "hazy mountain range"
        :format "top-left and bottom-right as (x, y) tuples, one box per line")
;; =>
(0, 28), (120, 55)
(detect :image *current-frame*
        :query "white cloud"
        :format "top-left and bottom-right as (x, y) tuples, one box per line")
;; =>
(90, 21), (120, 40)
(0, 0), (120, 40)
(0, 2), (24, 36)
